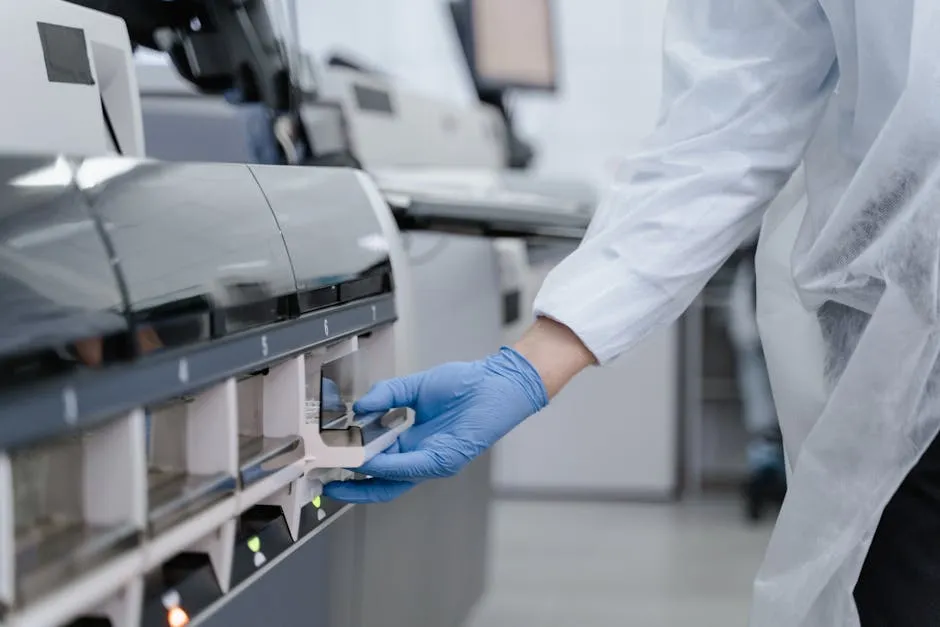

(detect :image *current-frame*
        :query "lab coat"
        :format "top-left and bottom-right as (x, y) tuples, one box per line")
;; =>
(534, 1), (940, 625)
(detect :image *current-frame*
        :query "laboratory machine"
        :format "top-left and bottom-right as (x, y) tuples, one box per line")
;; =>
(132, 0), (681, 502)
(0, 1), (591, 626)
(130, 11), (592, 623)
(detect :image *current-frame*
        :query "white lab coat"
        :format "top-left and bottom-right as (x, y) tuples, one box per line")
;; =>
(534, 1), (940, 625)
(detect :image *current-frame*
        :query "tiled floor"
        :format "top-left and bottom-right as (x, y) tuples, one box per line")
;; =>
(467, 498), (774, 627)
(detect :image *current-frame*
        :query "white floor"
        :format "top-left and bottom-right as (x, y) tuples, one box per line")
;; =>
(467, 498), (774, 627)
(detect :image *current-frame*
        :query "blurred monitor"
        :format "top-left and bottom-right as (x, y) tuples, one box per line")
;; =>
(451, 0), (558, 93)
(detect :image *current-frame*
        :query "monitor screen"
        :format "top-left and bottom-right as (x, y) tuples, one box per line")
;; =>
(470, 0), (557, 91)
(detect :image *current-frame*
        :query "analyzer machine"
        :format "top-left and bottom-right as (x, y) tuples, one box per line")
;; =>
(0, 2), (593, 626)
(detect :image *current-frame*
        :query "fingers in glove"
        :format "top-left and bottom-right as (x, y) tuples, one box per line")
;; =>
(323, 478), (414, 503)
(353, 373), (424, 413)
(354, 448), (442, 481)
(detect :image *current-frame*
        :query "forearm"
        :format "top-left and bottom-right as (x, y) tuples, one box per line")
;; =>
(513, 317), (596, 398)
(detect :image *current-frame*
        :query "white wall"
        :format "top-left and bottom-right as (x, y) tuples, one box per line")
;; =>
(296, 0), (479, 105)
(514, 0), (668, 187)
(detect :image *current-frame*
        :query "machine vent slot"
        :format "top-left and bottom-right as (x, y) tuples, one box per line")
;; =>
(296, 285), (339, 314)
(337, 274), (387, 304)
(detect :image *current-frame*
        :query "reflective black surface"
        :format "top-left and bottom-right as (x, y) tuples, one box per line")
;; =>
(81, 159), (297, 350)
(0, 156), (130, 384)
(298, 496), (347, 538)
(248, 165), (393, 314)
(142, 552), (222, 627)
(231, 505), (294, 588)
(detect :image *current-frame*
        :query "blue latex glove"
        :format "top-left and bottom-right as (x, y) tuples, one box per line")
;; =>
(323, 347), (547, 503)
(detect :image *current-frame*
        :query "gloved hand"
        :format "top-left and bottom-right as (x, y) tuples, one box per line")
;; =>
(323, 347), (548, 503)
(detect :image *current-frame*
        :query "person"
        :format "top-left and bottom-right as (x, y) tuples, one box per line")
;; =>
(325, 1), (940, 625)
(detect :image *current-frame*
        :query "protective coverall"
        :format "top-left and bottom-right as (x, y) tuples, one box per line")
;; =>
(328, 1), (940, 624)
(535, 1), (940, 624)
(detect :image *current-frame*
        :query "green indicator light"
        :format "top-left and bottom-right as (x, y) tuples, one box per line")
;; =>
(312, 496), (322, 509)
(247, 536), (261, 553)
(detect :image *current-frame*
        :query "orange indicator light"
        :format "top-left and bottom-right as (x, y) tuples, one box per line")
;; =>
(168, 606), (189, 627)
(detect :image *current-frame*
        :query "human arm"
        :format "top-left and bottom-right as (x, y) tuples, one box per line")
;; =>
(513, 316), (596, 397)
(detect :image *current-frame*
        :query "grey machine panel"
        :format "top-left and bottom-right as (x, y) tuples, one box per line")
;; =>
(194, 507), (360, 627)
(377, 175), (591, 242)
(140, 96), (256, 164)
(354, 454), (492, 627)
(137, 59), (354, 166)
(389, 194), (589, 240)
(136, 59), (256, 163)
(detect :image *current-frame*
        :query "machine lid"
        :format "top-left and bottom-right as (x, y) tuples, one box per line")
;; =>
(80, 158), (298, 352)
(370, 168), (593, 241)
(248, 165), (393, 315)
(0, 155), (130, 385)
